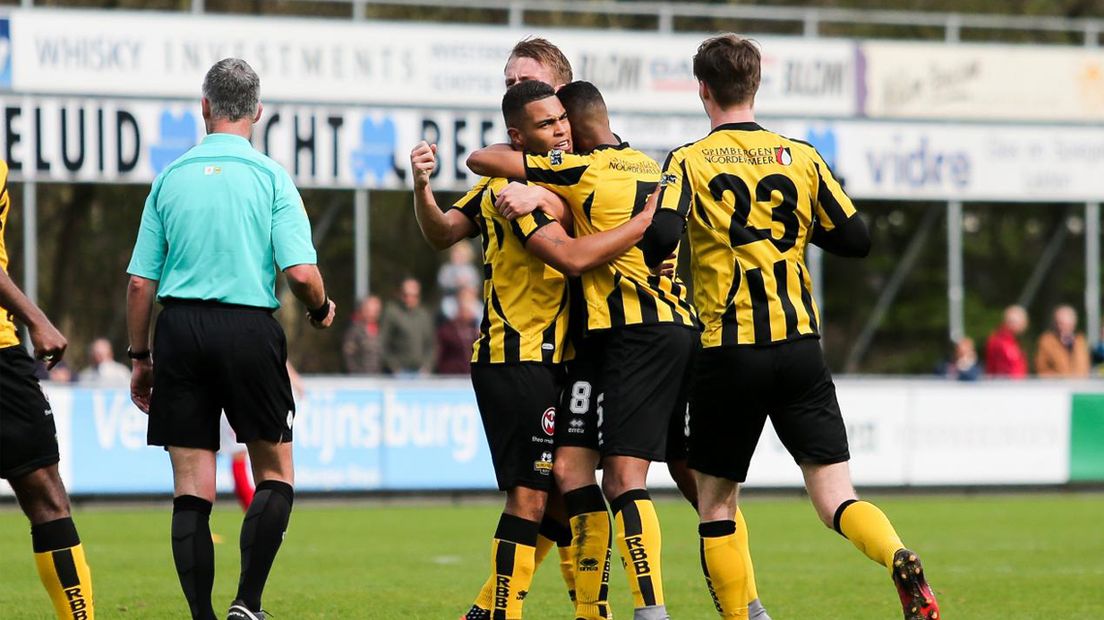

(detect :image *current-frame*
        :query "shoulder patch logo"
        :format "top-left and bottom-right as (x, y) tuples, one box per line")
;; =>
(549, 150), (564, 166)
(660, 172), (678, 186)
(774, 147), (793, 166)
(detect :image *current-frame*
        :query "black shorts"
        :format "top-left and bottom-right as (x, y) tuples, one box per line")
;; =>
(471, 362), (561, 492)
(148, 300), (295, 451)
(557, 328), (696, 462)
(689, 338), (849, 483)
(0, 345), (60, 480)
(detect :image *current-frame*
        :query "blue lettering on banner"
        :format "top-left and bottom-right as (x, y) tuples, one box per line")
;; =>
(149, 108), (198, 173)
(865, 135), (971, 190)
(60, 386), (494, 494)
(351, 116), (397, 184)
(0, 20), (11, 89)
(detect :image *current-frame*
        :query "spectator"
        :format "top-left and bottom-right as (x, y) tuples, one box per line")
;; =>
(985, 305), (1029, 378)
(34, 359), (75, 383)
(1035, 305), (1090, 377)
(380, 277), (435, 376)
(936, 337), (981, 381)
(435, 286), (481, 375)
(438, 241), (481, 320)
(78, 337), (130, 384)
(1092, 325), (1104, 372)
(342, 295), (383, 374)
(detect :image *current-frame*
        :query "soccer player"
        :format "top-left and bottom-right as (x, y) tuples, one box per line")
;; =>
(469, 81), (699, 620)
(643, 34), (940, 620)
(0, 161), (96, 619)
(411, 81), (656, 620)
(416, 36), (581, 619)
(126, 59), (335, 620)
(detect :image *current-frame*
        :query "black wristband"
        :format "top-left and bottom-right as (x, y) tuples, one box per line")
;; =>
(127, 347), (151, 360)
(308, 296), (330, 322)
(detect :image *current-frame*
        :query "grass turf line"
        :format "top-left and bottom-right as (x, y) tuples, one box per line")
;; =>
(1, 494), (1102, 619)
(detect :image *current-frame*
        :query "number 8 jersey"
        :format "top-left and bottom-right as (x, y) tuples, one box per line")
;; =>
(658, 122), (857, 348)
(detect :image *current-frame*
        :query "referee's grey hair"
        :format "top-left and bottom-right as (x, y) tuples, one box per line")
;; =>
(202, 58), (260, 122)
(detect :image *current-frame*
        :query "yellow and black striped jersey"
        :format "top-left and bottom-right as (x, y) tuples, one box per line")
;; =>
(524, 143), (697, 333)
(0, 161), (19, 349)
(450, 177), (570, 364)
(658, 122), (857, 348)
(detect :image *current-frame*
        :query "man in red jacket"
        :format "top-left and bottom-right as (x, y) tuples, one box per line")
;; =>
(986, 305), (1029, 378)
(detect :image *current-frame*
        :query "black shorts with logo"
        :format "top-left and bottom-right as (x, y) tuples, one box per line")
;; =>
(0, 345), (60, 480)
(689, 337), (850, 483)
(147, 300), (295, 451)
(558, 325), (697, 462)
(471, 362), (561, 491)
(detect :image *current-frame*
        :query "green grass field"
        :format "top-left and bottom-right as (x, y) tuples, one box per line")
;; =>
(2, 494), (1103, 619)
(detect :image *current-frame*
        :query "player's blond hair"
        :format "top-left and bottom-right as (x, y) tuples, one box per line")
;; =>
(507, 37), (573, 86)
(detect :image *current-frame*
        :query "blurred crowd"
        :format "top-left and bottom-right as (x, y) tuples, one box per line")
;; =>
(29, 242), (1104, 381)
(938, 304), (1101, 381)
(341, 242), (483, 377)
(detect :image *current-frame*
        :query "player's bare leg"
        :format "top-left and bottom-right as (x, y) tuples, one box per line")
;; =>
(554, 447), (612, 620)
(11, 465), (96, 620)
(602, 456), (668, 620)
(168, 447), (219, 620)
(802, 462), (940, 620)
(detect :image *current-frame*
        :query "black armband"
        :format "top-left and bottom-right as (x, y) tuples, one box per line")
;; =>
(811, 215), (871, 258)
(640, 210), (687, 267)
(308, 296), (330, 322)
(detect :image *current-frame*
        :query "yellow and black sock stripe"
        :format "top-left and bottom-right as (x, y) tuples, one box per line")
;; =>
(490, 513), (539, 620)
(611, 489), (664, 609)
(32, 517), (94, 619)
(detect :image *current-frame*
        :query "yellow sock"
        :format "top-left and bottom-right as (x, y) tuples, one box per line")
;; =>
(836, 500), (904, 571)
(566, 485), (613, 620)
(612, 489), (665, 610)
(488, 514), (539, 619)
(538, 517), (577, 603)
(734, 507), (759, 602)
(472, 573), (494, 611)
(535, 532), (555, 567)
(32, 518), (94, 620)
(557, 542), (577, 602)
(699, 520), (748, 619)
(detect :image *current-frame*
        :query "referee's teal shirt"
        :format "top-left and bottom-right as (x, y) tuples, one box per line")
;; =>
(127, 133), (317, 309)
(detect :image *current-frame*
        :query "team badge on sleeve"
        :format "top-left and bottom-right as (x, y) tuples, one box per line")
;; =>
(550, 150), (564, 165)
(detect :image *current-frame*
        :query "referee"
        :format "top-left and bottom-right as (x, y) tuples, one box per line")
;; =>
(126, 58), (335, 620)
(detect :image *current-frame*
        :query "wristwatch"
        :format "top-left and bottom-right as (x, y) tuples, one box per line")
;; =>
(127, 347), (151, 361)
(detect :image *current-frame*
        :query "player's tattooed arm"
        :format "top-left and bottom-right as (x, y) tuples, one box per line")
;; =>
(525, 190), (656, 277)
(410, 141), (478, 250)
(495, 183), (569, 224)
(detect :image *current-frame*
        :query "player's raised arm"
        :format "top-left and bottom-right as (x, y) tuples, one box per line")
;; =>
(410, 141), (478, 250)
(807, 149), (870, 258)
(466, 143), (525, 179)
(515, 182), (656, 277)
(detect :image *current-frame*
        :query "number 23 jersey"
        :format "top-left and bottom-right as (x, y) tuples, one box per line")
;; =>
(658, 122), (858, 348)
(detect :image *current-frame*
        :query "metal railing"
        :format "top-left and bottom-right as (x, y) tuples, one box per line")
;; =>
(12, 0), (1103, 45)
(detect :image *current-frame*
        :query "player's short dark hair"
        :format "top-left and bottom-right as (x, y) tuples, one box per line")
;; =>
(502, 80), (557, 127)
(693, 34), (761, 108)
(508, 37), (573, 85)
(202, 58), (260, 122)
(556, 81), (607, 119)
